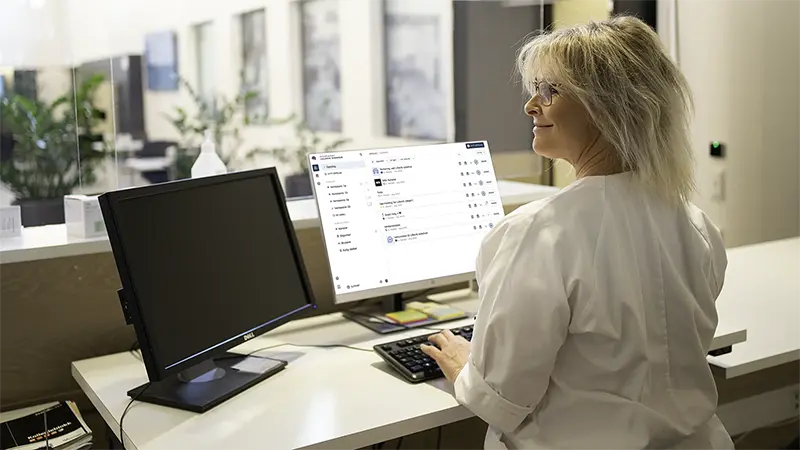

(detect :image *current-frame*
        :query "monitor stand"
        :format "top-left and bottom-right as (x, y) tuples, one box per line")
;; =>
(127, 353), (286, 413)
(342, 293), (471, 335)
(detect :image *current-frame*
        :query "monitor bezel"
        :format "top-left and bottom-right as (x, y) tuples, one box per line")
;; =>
(309, 141), (493, 305)
(99, 167), (316, 382)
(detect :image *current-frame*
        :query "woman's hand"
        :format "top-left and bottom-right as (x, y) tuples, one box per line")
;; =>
(420, 329), (470, 382)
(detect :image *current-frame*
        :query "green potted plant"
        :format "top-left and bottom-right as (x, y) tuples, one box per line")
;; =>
(263, 114), (350, 198)
(0, 74), (109, 227)
(164, 76), (271, 180)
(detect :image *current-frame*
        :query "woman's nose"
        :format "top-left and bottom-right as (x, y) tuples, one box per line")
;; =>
(524, 97), (540, 117)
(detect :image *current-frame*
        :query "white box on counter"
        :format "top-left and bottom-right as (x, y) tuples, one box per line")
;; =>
(0, 205), (22, 239)
(64, 195), (107, 238)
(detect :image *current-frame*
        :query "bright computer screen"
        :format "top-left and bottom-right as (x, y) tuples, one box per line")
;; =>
(310, 141), (505, 303)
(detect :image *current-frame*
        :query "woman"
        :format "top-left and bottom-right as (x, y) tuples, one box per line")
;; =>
(421, 16), (733, 449)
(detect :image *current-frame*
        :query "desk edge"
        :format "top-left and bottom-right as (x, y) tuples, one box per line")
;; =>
(71, 362), (140, 450)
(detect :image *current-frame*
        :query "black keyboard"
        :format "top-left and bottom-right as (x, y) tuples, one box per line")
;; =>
(373, 326), (474, 383)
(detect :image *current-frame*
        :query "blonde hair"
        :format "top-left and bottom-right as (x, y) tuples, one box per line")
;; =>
(517, 16), (695, 204)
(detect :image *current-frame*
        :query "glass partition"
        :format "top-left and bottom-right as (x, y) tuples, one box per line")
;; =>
(0, 0), (553, 231)
(0, 0), (116, 227)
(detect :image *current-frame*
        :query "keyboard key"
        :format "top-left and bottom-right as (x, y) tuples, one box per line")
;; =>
(425, 367), (441, 377)
(410, 365), (423, 372)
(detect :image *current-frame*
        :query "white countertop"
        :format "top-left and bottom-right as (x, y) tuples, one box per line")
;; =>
(72, 290), (746, 450)
(0, 180), (559, 264)
(708, 237), (800, 378)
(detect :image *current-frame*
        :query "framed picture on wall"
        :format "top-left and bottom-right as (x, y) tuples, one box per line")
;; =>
(384, 0), (447, 141)
(301, 0), (342, 132)
(145, 30), (179, 91)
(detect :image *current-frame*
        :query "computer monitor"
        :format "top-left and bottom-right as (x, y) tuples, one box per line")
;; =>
(100, 168), (315, 412)
(309, 141), (505, 331)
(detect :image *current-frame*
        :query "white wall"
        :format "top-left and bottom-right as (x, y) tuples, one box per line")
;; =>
(674, 0), (800, 247)
(59, 0), (455, 183)
(0, 0), (71, 68)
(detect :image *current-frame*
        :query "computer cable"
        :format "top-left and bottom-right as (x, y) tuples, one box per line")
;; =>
(402, 288), (436, 301)
(734, 416), (799, 446)
(214, 341), (374, 366)
(286, 342), (374, 352)
(371, 423), (440, 449)
(43, 405), (50, 450)
(129, 340), (142, 361)
(119, 383), (150, 450)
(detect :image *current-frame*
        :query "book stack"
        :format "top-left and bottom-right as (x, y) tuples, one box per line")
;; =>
(1, 401), (92, 450)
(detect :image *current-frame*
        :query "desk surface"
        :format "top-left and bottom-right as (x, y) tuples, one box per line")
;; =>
(72, 290), (746, 450)
(708, 237), (800, 378)
(0, 180), (559, 264)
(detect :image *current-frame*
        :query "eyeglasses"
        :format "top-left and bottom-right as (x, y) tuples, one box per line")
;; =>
(532, 80), (559, 106)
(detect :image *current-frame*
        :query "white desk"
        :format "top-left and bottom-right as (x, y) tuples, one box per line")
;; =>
(708, 237), (800, 378)
(0, 181), (559, 264)
(72, 290), (747, 450)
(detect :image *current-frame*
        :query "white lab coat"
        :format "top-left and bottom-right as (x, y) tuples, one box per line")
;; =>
(455, 172), (734, 449)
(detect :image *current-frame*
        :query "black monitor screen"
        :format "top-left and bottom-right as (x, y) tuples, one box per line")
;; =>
(112, 173), (311, 372)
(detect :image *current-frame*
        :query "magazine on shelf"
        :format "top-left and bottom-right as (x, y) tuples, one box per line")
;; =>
(0, 401), (92, 450)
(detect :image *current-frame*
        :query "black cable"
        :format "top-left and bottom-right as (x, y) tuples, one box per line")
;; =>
(129, 340), (142, 361)
(215, 341), (374, 364)
(119, 384), (150, 450)
(396, 436), (404, 449)
(288, 342), (373, 353)
(344, 298), (370, 312)
(436, 426), (442, 450)
(402, 288), (435, 302)
(43, 406), (49, 450)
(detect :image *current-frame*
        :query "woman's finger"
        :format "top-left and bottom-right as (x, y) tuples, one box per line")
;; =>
(420, 343), (442, 359)
(440, 329), (456, 341)
(428, 333), (447, 346)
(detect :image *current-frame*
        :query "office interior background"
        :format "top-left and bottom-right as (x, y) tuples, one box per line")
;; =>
(0, 0), (798, 448)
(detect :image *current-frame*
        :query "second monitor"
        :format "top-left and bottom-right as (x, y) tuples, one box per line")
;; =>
(310, 141), (505, 333)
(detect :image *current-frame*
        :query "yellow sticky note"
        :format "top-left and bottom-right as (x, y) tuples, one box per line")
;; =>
(385, 310), (429, 324)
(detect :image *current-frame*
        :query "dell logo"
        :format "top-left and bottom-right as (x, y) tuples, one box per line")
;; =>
(243, 332), (255, 341)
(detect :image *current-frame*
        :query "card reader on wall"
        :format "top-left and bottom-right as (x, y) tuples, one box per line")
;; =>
(710, 141), (725, 158)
